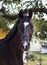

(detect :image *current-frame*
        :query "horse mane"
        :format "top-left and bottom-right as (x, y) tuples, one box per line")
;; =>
(0, 20), (19, 44)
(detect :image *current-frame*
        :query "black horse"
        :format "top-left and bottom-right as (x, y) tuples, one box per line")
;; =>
(0, 9), (33, 65)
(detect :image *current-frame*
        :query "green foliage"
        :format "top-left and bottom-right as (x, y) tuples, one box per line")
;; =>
(27, 54), (37, 61)
(0, 13), (16, 31)
(0, 0), (45, 10)
(0, 0), (47, 39)
(32, 18), (47, 39)
(0, 15), (7, 29)
(3, 0), (21, 4)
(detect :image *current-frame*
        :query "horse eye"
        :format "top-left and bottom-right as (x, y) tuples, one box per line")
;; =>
(19, 27), (22, 31)
(18, 26), (23, 33)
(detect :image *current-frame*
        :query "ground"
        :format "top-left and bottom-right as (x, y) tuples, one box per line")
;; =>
(25, 52), (47, 65)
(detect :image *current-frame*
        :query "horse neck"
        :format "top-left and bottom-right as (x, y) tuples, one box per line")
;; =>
(7, 32), (21, 57)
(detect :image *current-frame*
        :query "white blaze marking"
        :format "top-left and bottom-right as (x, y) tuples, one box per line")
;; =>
(24, 22), (29, 28)
(24, 13), (29, 16)
(22, 22), (29, 64)
(23, 22), (29, 49)
(23, 41), (27, 49)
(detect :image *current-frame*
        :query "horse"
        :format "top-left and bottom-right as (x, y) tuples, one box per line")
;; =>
(0, 9), (33, 65)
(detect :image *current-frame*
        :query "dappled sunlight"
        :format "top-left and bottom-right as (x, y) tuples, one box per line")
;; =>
(0, 29), (8, 39)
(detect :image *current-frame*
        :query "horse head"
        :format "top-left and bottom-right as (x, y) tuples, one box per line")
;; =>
(17, 9), (33, 63)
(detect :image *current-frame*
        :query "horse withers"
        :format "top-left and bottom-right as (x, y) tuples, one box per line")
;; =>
(0, 9), (33, 65)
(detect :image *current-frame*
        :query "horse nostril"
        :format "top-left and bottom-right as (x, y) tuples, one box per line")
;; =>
(28, 43), (30, 46)
(26, 45), (28, 48)
(22, 45), (24, 49)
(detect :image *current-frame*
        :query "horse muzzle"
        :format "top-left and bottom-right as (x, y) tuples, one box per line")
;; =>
(21, 37), (30, 51)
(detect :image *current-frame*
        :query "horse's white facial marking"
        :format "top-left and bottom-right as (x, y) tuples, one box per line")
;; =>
(23, 13), (29, 16)
(23, 41), (27, 49)
(23, 22), (30, 49)
(22, 22), (30, 64)
(24, 22), (29, 28)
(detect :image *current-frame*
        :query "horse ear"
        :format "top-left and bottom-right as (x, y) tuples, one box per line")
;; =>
(29, 9), (33, 18)
(19, 9), (23, 18)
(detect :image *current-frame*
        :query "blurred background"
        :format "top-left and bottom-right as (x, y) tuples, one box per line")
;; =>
(0, 0), (47, 65)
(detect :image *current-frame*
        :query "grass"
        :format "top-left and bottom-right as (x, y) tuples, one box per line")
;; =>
(25, 52), (47, 65)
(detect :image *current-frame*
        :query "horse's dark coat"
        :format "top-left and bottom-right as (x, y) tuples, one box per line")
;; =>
(0, 9), (33, 65)
(0, 21), (23, 65)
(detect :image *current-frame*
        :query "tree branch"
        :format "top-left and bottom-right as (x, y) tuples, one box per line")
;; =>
(0, 6), (18, 20)
(0, 6), (47, 20)
(23, 8), (47, 14)
(31, 7), (47, 14)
